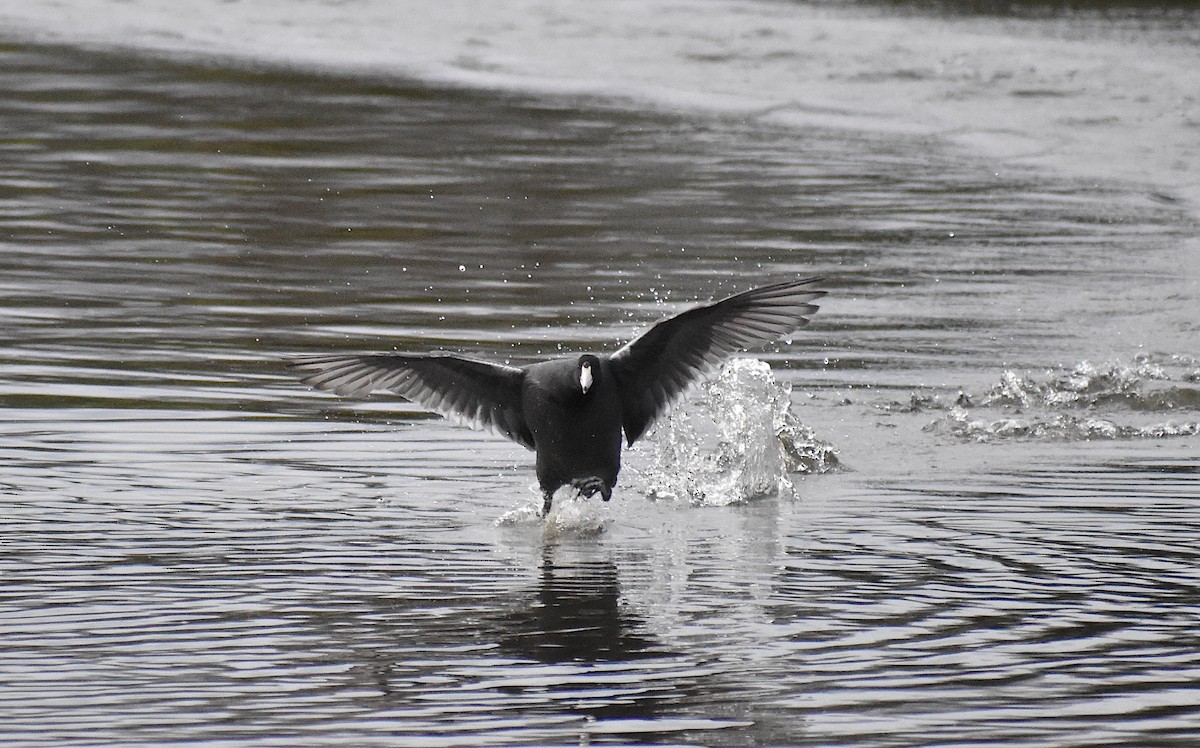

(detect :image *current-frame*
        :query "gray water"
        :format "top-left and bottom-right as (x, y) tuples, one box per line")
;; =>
(2, 22), (1200, 748)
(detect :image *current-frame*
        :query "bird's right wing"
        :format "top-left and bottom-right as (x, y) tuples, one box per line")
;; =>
(287, 353), (535, 450)
(607, 278), (826, 445)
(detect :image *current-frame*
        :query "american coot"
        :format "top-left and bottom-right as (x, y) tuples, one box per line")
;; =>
(288, 278), (826, 515)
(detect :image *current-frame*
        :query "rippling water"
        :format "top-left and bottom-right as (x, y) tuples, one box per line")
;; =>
(2, 6), (1200, 745)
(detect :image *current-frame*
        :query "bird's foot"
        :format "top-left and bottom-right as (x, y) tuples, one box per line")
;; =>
(541, 479), (612, 517)
(571, 477), (612, 502)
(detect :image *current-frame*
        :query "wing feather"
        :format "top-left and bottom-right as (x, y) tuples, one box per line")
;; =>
(287, 353), (535, 450)
(607, 278), (826, 445)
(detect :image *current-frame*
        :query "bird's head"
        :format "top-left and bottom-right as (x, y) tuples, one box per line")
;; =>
(577, 354), (600, 395)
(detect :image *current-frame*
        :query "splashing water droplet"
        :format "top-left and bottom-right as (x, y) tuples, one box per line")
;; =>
(636, 358), (837, 506)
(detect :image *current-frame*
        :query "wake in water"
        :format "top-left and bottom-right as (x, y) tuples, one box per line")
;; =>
(633, 358), (838, 506)
(922, 354), (1200, 441)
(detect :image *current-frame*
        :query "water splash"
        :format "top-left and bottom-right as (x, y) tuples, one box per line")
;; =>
(495, 488), (612, 535)
(980, 358), (1188, 410)
(922, 354), (1200, 442)
(933, 407), (1200, 441)
(635, 358), (838, 506)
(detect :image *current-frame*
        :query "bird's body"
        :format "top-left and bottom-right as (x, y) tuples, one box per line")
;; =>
(523, 355), (622, 508)
(288, 278), (826, 514)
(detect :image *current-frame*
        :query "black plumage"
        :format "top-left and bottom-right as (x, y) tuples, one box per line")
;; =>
(288, 278), (826, 515)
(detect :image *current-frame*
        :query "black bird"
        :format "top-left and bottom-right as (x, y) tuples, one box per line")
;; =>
(288, 278), (826, 515)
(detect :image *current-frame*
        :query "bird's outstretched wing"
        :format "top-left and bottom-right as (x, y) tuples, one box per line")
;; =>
(287, 353), (535, 450)
(607, 278), (826, 445)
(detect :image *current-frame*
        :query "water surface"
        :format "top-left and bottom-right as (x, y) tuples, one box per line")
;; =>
(2, 7), (1200, 746)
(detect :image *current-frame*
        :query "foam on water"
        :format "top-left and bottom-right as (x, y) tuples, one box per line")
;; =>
(922, 354), (1200, 442)
(635, 358), (838, 506)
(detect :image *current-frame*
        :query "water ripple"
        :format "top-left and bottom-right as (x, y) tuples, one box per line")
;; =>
(1, 35), (1198, 748)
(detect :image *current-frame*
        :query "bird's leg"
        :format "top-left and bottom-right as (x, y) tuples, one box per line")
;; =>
(541, 490), (554, 517)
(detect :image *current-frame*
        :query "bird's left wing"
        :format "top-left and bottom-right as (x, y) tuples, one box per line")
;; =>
(287, 353), (535, 450)
(607, 278), (826, 445)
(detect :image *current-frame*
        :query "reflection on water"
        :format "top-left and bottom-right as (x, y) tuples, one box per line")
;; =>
(495, 550), (661, 664)
(1, 34), (1198, 748)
